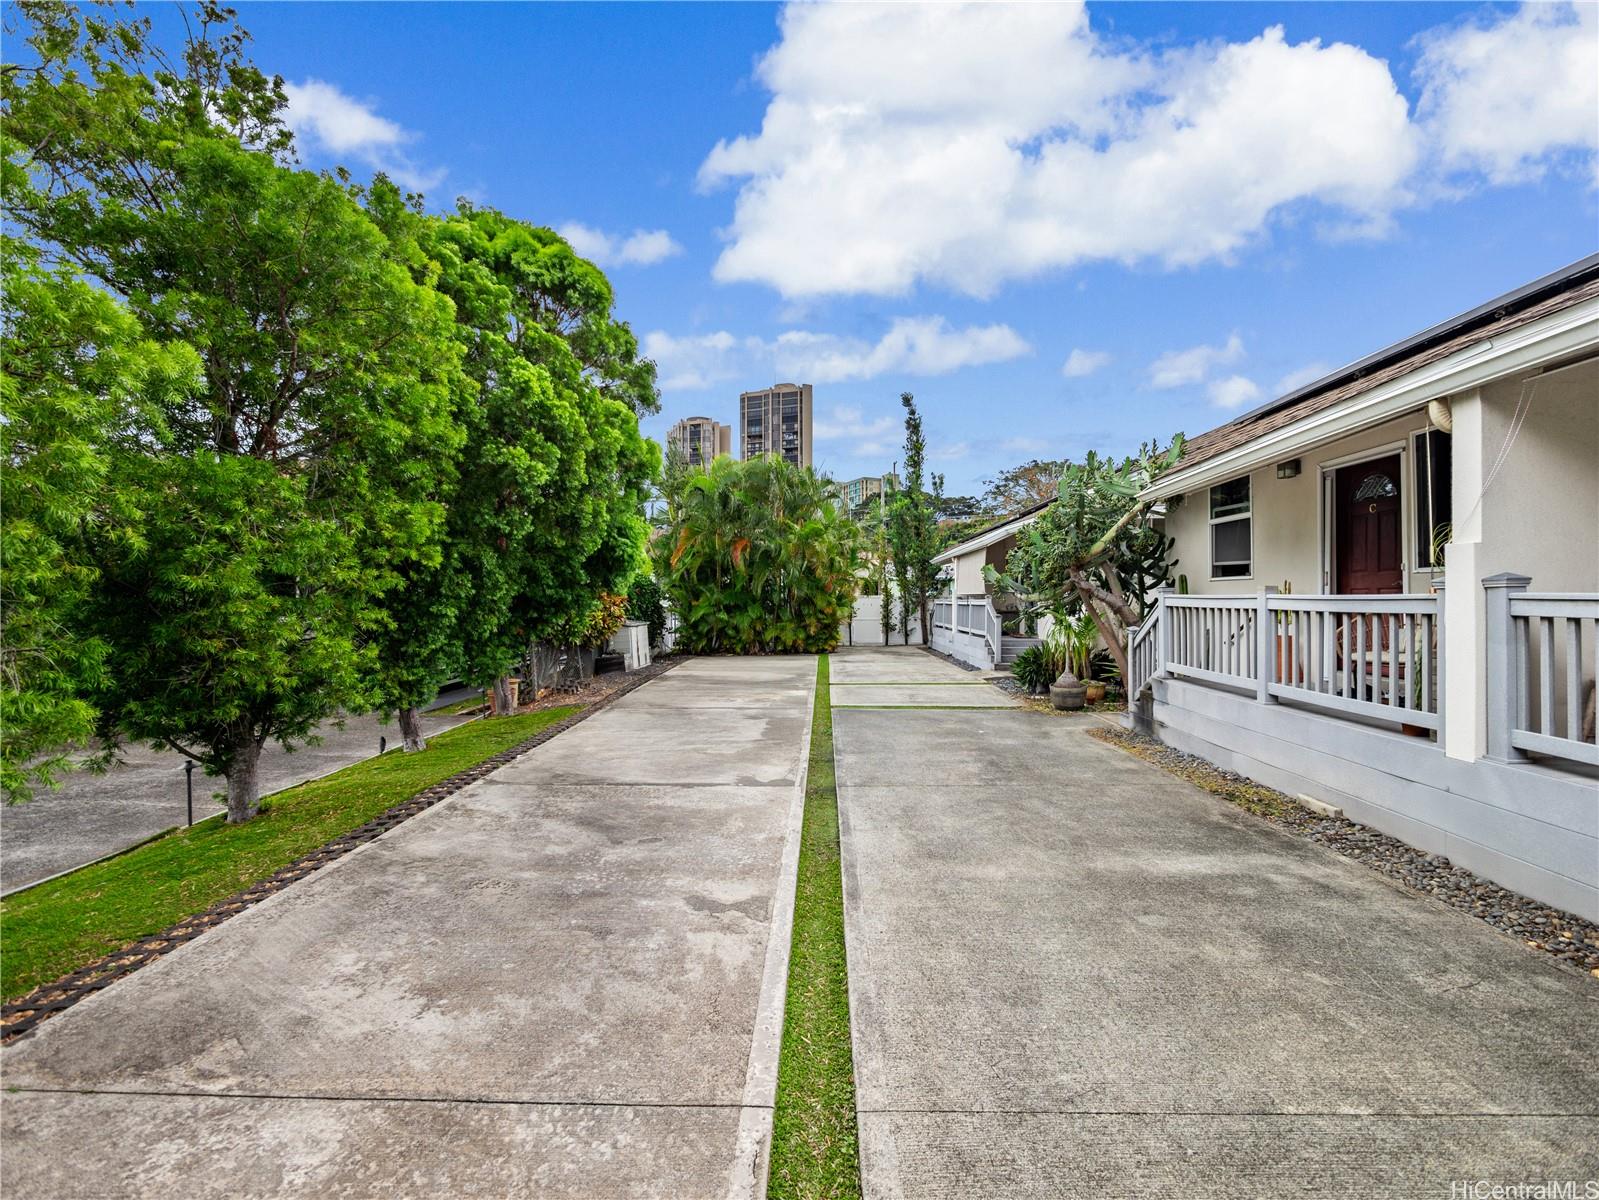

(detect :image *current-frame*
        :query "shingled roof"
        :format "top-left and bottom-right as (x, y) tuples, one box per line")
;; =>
(1173, 255), (1599, 476)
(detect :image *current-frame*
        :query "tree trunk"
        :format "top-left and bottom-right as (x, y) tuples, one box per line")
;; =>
(919, 597), (930, 646)
(225, 732), (263, 824)
(398, 705), (427, 753)
(491, 675), (515, 715)
(1075, 587), (1130, 684)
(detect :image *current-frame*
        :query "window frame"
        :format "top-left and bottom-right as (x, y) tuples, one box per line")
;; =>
(1411, 427), (1452, 569)
(1208, 474), (1254, 582)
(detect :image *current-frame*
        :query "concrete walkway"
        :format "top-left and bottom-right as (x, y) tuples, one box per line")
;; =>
(1, 688), (481, 894)
(832, 646), (1599, 1197)
(1, 657), (816, 1198)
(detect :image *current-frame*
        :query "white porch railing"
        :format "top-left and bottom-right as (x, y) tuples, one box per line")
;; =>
(1132, 588), (1442, 735)
(1127, 610), (1160, 700)
(946, 592), (1001, 667)
(1166, 596), (1259, 690)
(1488, 577), (1598, 768)
(1265, 593), (1441, 732)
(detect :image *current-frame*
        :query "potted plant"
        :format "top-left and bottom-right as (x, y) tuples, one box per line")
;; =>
(1065, 611), (1104, 704)
(1047, 614), (1092, 710)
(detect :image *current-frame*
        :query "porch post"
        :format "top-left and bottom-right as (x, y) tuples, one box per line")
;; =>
(1255, 585), (1279, 705)
(1155, 585), (1174, 678)
(1483, 572), (1531, 762)
(1430, 579), (1446, 754)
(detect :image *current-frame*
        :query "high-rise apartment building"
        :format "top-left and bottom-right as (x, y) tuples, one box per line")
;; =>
(666, 416), (732, 467)
(739, 383), (812, 468)
(837, 473), (901, 511)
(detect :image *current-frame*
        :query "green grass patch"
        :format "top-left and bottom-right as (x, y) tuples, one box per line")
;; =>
(768, 654), (861, 1200)
(1, 708), (578, 1001)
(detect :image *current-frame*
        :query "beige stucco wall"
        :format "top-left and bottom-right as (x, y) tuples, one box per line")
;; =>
(1164, 411), (1436, 596)
(947, 533), (1021, 595)
(1475, 361), (1599, 592)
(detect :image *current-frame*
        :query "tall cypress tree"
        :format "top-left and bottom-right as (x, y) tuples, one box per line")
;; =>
(887, 392), (943, 645)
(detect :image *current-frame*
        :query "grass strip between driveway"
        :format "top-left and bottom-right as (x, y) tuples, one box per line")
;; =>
(768, 654), (862, 1200)
(1, 708), (577, 1001)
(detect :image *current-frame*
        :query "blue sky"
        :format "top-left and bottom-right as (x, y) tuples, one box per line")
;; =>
(227, 1), (1596, 498)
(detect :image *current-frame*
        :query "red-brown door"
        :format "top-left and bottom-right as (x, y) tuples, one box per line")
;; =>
(1336, 455), (1403, 594)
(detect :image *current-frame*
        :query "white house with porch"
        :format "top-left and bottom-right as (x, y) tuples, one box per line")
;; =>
(929, 499), (1053, 670)
(1126, 254), (1599, 920)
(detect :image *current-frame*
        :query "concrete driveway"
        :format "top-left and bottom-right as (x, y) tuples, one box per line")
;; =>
(1, 657), (816, 1198)
(1, 689), (481, 894)
(832, 647), (1599, 1197)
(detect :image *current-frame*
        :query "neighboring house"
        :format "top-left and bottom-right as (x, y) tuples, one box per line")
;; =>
(930, 499), (1054, 669)
(1127, 254), (1599, 920)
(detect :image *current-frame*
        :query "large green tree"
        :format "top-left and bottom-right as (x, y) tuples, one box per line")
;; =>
(0, 240), (201, 803)
(362, 190), (657, 718)
(982, 458), (1068, 515)
(430, 205), (656, 711)
(3, 4), (466, 820)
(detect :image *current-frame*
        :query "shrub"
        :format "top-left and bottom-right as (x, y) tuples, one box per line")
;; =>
(654, 456), (861, 654)
(1010, 646), (1053, 694)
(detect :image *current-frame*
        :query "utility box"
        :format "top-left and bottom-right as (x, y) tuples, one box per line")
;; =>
(610, 620), (652, 672)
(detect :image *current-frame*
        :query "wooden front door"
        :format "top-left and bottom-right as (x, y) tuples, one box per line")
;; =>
(1335, 454), (1403, 594)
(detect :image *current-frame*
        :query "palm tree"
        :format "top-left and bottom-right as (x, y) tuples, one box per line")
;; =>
(657, 456), (860, 653)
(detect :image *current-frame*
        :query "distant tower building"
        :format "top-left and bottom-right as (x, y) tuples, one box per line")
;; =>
(839, 472), (900, 511)
(666, 416), (731, 467)
(739, 383), (813, 468)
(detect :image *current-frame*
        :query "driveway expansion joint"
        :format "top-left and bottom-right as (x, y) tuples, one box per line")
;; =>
(8, 1085), (769, 1111)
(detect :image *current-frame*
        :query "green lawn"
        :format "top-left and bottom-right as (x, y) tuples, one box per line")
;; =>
(768, 654), (862, 1200)
(1, 708), (577, 1002)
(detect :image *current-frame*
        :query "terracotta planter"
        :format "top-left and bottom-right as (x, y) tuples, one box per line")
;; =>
(1084, 681), (1107, 704)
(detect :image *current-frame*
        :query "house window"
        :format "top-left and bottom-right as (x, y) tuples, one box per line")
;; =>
(1413, 428), (1452, 568)
(1209, 476), (1252, 579)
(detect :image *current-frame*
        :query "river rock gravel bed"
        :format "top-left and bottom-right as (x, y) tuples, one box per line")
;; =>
(1089, 724), (1599, 981)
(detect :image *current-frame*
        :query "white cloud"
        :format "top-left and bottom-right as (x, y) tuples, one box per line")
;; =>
(640, 330), (764, 392)
(1275, 362), (1333, 395)
(558, 223), (684, 268)
(1207, 375), (1263, 410)
(283, 79), (443, 193)
(1149, 334), (1245, 389)
(643, 317), (1030, 392)
(774, 317), (1030, 383)
(814, 406), (898, 444)
(1061, 348), (1112, 378)
(1414, 2), (1599, 185)
(699, 5), (1417, 298)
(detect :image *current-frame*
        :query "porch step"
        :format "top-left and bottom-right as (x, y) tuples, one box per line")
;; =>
(999, 636), (1042, 666)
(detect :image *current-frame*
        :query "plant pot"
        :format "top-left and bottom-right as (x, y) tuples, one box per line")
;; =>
(1084, 681), (1107, 705)
(1050, 670), (1086, 711)
(1400, 722), (1428, 738)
